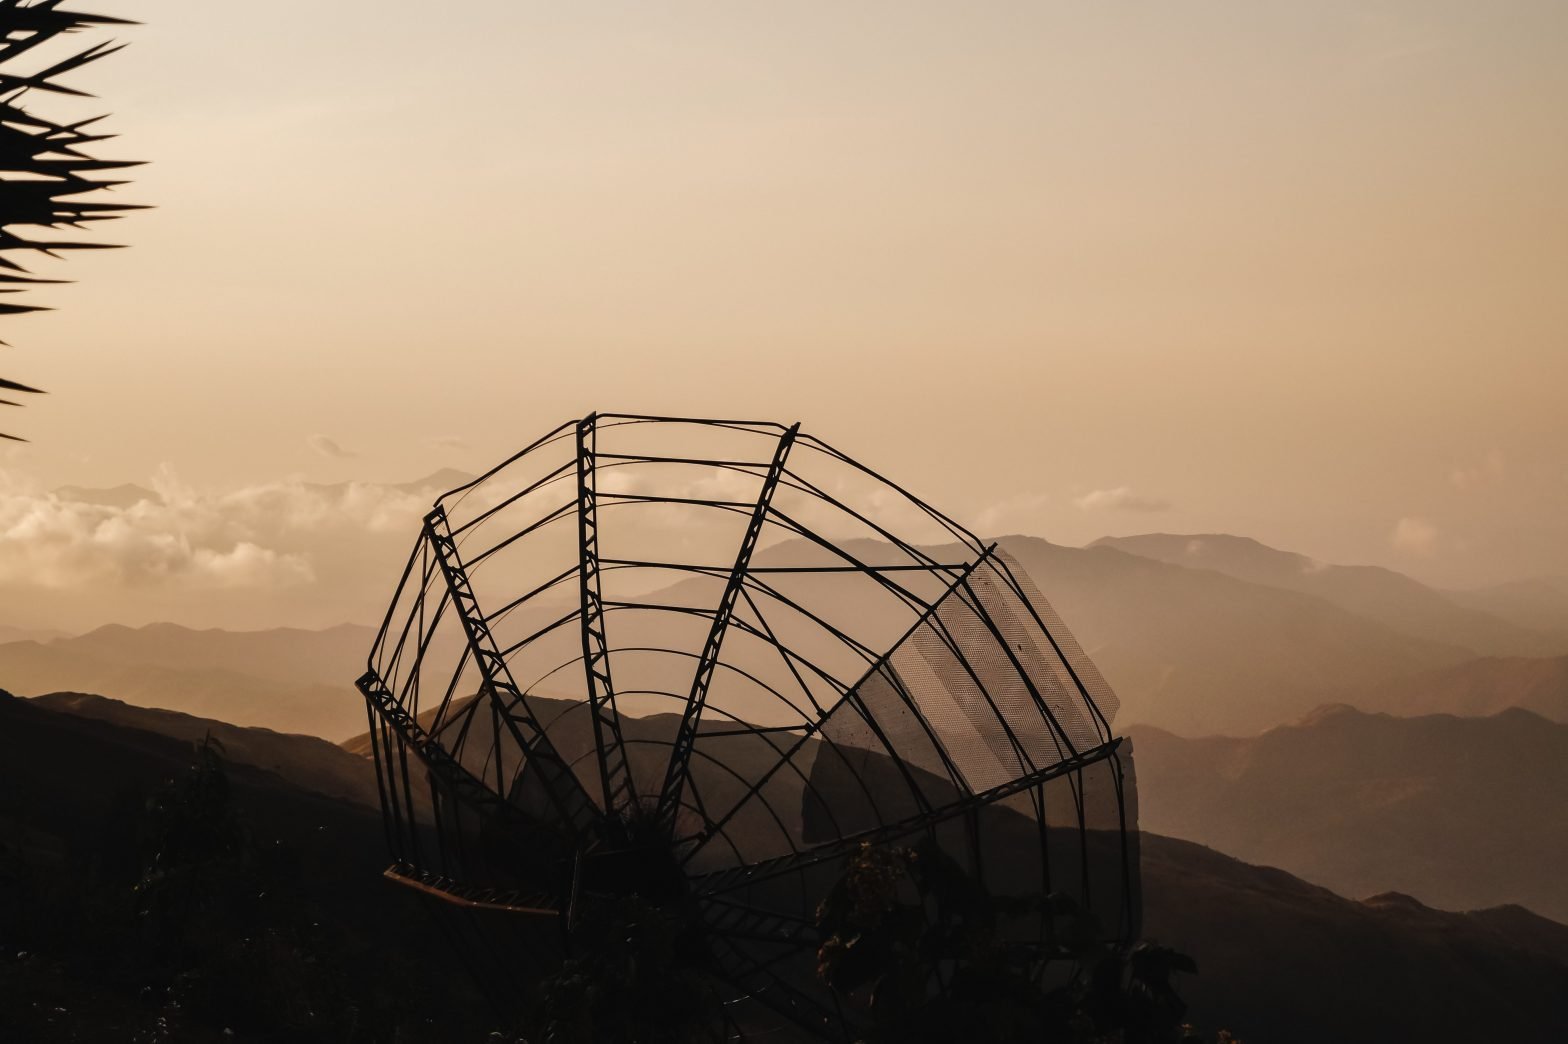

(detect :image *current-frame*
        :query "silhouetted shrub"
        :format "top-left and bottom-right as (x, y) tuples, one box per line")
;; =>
(816, 840), (1236, 1044)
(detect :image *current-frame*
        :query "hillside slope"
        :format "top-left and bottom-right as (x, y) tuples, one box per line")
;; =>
(0, 692), (490, 1042)
(8, 693), (1568, 1042)
(1130, 704), (1568, 921)
(32, 691), (381, 809)
(1140, 834), (1568, 1044)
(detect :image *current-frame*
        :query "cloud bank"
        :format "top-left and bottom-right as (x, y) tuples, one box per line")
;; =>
(1072, 486), (1172, 513)
(0, 468), (441, 593)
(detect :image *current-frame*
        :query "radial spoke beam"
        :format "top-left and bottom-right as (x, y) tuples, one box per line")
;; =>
(575, 414), (635, 816)
(656, 422), (799, 824)
(423, 506), (600, 836)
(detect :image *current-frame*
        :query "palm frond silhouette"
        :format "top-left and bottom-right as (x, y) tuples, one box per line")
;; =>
(0, 1), (142, 441)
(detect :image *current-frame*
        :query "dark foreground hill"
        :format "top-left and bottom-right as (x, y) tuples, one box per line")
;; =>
(1131, 704), (1568, 922)
(0, 692), (491, 1042)
(5, 692), (1568, 1042)
(31, 691), (382, 809)
(1140, 837), (1568, 1043)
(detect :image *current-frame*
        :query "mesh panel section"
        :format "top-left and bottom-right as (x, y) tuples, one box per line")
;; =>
(991, 547), (1121, 732)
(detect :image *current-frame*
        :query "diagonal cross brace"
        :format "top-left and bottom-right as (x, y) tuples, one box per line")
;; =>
(656, 423), (799, 824)
(423, 506), (599, 836)
(575, 414), (635, 816)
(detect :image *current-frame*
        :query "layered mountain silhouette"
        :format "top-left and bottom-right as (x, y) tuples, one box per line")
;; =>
(1338, 653), (1568, 721)
(48, 469), (476, 508)
(991, 536), (1477, 734)
(6, 690), (1567, 1043)
(4, 526), (1565, 748)
(6, 531), (1566, 740)
(0, 623), (66, 645)
(1094, 532), (1568, 657)
(0, 623), (374, 740)
(1131, 704), (1568, 922)
(1449, 575), (1568, 636)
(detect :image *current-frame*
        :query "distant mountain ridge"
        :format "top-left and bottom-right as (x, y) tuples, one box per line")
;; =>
(0, 623), (66, 645)
(49, 469), (477, 508)
(0, 623), (374, 740)
(1093, 532), (1568, 657)
(1338, 653), (1568, 722)
(2, 530), (1562, 743)
(990, 535), (1475, 734)
(1449, 575), (1568, 635)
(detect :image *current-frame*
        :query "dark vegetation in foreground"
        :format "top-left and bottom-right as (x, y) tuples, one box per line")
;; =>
(811, 841), (1224, 1044)
(0, 691), (490, 1042)
(7, 690), (1568, 1042)
(0, 686), (1219, 1044)
(521, 836), (1233, 1044)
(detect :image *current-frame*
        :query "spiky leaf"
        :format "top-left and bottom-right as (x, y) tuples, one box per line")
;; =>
(0, 1), (140, 440)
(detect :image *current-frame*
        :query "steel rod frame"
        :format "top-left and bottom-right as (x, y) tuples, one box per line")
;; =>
(359, 413), (1140, 1040)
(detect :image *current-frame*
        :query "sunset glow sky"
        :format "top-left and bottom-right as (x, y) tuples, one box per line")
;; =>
(2, 1), (1565, 631)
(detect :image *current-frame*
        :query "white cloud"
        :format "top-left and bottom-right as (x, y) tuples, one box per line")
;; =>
(1391, 516), (1440, 557)
(431, 435), (469, 451)
(1072, 487), (1172, 513)
(308, 434), (357, 459)
(1450, 450), (1506, 492)
(0, 467), (443, 592)
(971, 492), (1050, 536)
(190, 542), (316, 588)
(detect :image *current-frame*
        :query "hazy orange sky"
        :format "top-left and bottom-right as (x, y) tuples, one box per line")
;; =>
(1, 1), (1565, 628)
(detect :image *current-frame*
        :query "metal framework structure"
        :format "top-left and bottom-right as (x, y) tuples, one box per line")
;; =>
(358, 414), (1139, 1040)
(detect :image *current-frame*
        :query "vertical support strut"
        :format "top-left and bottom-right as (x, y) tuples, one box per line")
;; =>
(576, 414), (635, 816)
(657, 423), (799, 824)
(424, 505), (599, 835)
